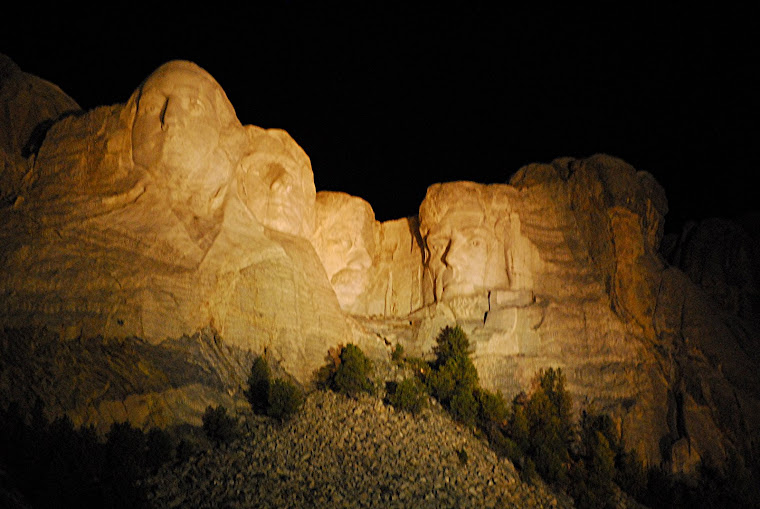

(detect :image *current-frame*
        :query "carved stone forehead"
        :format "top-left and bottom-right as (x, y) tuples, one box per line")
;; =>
(315, 192), (376, 244)
(419, 182), (491, 235)
(135, 60), (237, 125)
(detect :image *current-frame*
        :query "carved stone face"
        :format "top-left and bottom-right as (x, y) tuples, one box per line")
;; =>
(313, 192), (375, 309)
(239, 128), (316, 237)
(131, 61), (237, 216)
(420, 183), (509, 303)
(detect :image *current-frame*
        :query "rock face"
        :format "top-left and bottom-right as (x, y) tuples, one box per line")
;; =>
(0, 59), (350, 388)
(0, 54), (80, 204)
(313, 191), (424, 316)
(1, 55), (758, 474)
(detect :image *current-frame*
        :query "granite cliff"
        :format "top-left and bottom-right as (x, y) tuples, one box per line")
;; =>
(1, 55), (757, 475)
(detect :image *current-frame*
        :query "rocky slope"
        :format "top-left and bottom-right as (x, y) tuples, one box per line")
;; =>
(143, 389), (576, 509)
(0, 53), (758, 479)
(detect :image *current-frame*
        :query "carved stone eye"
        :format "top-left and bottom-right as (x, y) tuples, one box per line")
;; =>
(188, 97), (206, 114)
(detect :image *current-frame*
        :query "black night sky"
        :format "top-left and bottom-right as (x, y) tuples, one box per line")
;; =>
(3, 4), (758, 230)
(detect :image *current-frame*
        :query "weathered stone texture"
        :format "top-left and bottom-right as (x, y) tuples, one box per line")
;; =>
(0, 59), (349, 385)
(0, 54), (80, 203)
(1, 56), (758, 473)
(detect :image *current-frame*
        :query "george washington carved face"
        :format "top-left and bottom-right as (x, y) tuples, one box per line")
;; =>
(131, 61), (239, 217)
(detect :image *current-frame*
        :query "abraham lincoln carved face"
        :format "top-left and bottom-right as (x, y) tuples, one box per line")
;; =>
(419, 182), (510, 304)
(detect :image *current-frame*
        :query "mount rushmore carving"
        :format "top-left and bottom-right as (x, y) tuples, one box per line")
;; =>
(1, 56), (758, 473)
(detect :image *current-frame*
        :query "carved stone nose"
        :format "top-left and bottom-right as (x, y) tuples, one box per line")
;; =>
(443, 239), (466, 267)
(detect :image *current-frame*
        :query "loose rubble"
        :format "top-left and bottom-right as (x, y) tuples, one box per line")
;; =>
(142, 386), (572, 508)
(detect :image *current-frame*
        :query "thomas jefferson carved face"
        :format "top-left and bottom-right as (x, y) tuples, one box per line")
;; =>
(131, 61), (238, 216)
(238, 128), (316, 237)
(312, 192), (375, 310)
(419, 182), (509, 303)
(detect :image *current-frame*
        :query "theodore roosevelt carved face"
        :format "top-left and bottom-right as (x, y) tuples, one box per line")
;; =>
(419, 182), (510, 304)
(312, 192), (375, 310)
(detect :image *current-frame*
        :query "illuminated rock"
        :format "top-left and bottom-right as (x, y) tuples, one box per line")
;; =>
(0, 60), (349, 385)
(508, 155), (760, 470)
(239, 126), (316, 237)
(312, 191), (425, 318)
(0, 53), (80, 204)
(419, 182), (513, 306)
(313, 191), (376, 311)
(1, 56), (757, 474)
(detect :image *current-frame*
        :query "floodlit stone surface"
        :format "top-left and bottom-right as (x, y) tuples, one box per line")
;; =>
(419, 182), (514, 305)
(313, 191), (376, 311)
(0, 54), (80, 204)
(0, 58), (349, 385)
(1, 55), (758, 474)
(313, 191), (425, 318)
(239, 125), (316, 237)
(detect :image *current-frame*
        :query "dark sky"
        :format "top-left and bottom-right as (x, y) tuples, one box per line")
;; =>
(3, 4), (758, 229)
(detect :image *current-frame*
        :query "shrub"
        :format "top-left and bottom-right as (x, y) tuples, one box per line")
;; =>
(533, 367), (573, 446)
(476, 388), (508, 427)
(524, 369), (573, 486)
(425, 327), (478, 409)
(391, 343), (405, 364)
(201, 405), (239, 444)
(432, 325), (470, 368)
(386, 377), (428, 415)
(246, 356), (305, 421)
(267, 378), (305, 421)
(457, 447), (469, 466)
(570, 429), (616, 509)
(506, 394), (530, 455)
(246, 355), (271, 415)
(449, 387), (479, 426)
(327, 344), (375, 397)
(103, 421), (150, 506)
(146, 427), (174, 473)
(105, 421), (147, 479)
(0, 400), (180, 508)
(315, 344), (344, 388)
(497, 369), (574, 486)
(404, 356), (430, 378)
